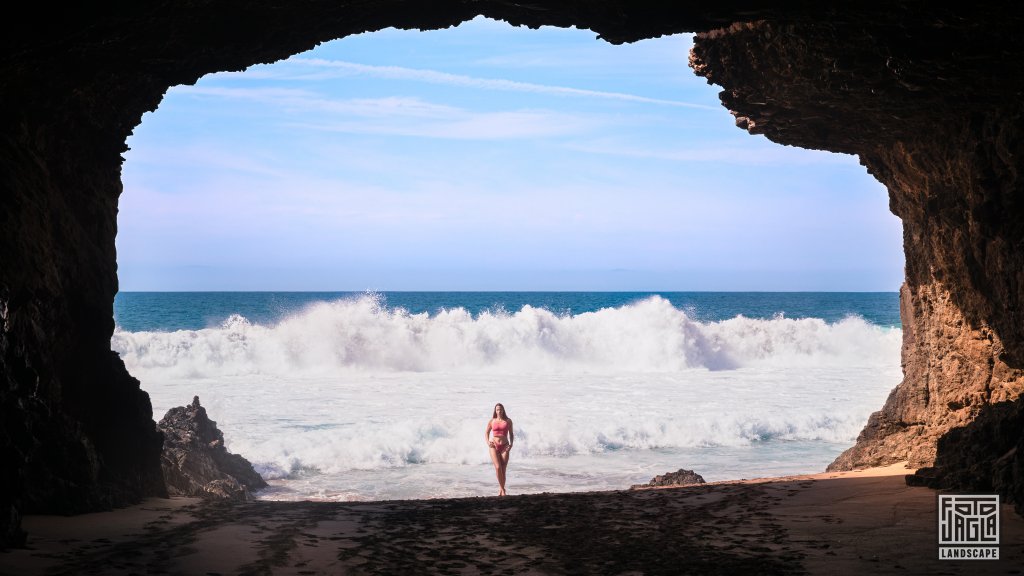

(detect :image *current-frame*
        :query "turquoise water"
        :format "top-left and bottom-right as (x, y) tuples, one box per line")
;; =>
(115, 291), (900, 332)
(112, 291), (902, 500)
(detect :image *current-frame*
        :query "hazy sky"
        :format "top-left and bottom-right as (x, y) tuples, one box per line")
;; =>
(117, 16), (904, 291)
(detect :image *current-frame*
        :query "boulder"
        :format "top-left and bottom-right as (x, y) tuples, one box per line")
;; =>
(158, 396), (267, 501)
(631, 468), (706, 489)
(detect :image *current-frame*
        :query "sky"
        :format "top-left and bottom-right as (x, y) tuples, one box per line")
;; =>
(117, 16), (905, 292)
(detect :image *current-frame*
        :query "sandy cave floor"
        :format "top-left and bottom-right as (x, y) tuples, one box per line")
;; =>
(2, 463), (1022, 575)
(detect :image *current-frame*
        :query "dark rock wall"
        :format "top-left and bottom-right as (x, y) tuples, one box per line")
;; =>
(2, 0), (1023, 547)
(689, 14), (1024, 499)
(1, 103), (167, 548)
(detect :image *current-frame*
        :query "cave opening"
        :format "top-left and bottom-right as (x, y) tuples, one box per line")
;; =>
(112, 17), (906, 502)
(4, 2), (1024, 564)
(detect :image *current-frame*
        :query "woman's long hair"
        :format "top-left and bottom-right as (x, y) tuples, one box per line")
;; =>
(492, 403), (510, 421)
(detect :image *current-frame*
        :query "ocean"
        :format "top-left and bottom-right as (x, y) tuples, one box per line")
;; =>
(112, 291), (902, 501)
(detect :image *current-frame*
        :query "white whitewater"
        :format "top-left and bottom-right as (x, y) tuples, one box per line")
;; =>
(113, 295), (903, 500)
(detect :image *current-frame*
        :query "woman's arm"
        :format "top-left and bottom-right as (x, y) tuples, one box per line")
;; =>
(508, 420), (514, 449)
(484, 420), (492, 445)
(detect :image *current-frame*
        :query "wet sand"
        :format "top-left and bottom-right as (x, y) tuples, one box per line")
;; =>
(2, 463), (1022, 575)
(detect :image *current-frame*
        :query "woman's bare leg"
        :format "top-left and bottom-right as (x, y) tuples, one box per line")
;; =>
(498, 449), (510, 495)
(489, 445), (505, 495)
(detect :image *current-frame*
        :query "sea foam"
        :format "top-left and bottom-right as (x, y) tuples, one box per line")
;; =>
(115, 294), (903, 498)
(112, 294), (900, 377)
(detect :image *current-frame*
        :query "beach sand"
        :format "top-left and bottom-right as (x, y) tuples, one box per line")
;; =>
(2, 462), (1021, 575)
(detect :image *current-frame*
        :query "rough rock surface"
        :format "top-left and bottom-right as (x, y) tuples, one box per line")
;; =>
(905, 396), (1024, 516)
(689, 14), (1024, 509)
(3, 1), (1024, 547)
(158, 397), (267, 501)
(631, 468), (706, 489)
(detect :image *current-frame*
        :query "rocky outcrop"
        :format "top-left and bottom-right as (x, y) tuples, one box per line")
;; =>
(3, 1), (1024, 548)
(159, 397), (267, 501)
(631, 468), (706, 489)
(828, 283), (1023, 473)
(689, 13), (1024, 508)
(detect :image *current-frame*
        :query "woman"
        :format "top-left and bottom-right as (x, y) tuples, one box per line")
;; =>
(484, 403), (514, 496)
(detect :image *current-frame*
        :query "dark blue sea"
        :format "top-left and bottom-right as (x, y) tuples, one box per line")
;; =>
(114, 291), (900, 332)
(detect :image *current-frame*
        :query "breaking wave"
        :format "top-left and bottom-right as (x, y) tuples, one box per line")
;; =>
(113, 294), (900, 378)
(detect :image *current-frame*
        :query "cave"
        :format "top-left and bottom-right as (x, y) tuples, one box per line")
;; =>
(2, 2), (1022, 549)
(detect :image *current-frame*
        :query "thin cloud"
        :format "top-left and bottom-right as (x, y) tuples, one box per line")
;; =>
(469, 35), (692, 71)
(277, 58), (717, 110)
(170, 85), (317, 101)
(172, 86), (596, 140)
(124, 141), (290, 177)
(289, 108), (593, 140)
(565, 140), (857, 166)
(174, 86), (453, 118)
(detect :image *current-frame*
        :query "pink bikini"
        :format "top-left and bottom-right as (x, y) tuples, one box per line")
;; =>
(490, 419), (510, 453)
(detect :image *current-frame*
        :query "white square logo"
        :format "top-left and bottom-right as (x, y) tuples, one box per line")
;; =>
(938, 494), (1000, 560)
